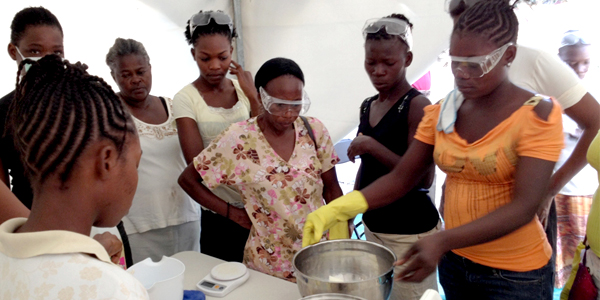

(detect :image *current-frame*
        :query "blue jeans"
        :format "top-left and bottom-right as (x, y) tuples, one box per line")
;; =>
(439, 251), (553, 300)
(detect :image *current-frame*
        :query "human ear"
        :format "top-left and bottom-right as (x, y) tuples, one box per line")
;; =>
(405, 51), (414, 67)
(96, 143), (119, 181)
(190, 48), (196, 61)
(504, 44), (517, 66)
(7, 43), (17, 61)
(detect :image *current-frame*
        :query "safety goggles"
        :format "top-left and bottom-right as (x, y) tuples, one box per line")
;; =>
(561, 31), (591, 48)
(188, 11), (233, 35)
(444, 0), (481, 14)
(450, 42), (513, 78)
(362, 18), (413, 50)
(259, 87), (310, 117)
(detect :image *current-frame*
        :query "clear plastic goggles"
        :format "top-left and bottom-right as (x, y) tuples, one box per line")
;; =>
(259, 87), (310, 117)
(362, 18), (413, 50)
(189, 11), (233, 35)
(561, 30), (591, 48)
(450, 42), (514, 78)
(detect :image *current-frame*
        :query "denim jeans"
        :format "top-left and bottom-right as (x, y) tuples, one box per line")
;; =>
(439, 251), (553, 300)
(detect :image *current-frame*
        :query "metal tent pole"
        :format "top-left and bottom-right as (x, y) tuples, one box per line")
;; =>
(232, 0), (245, 68)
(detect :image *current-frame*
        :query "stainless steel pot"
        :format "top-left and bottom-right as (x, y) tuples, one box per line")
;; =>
(293, 240), (396, 300)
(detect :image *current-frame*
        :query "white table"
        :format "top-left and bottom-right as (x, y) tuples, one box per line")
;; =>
(172, 251), (302, 300)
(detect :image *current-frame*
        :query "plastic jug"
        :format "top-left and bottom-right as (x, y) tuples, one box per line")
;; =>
(127, 256), (185, 300)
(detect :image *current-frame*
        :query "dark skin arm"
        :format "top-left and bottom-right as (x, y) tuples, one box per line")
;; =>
(321, 167), (343, 204)
(178, 163), (252, 229)
(538, 92), (600, 225)
(349, 95), (435, 189)
(176, 118), (206, 165)
(229, 61), (261, 117)
(361, 140), (435, 210)
(348, 95), (430, 169)
(397, 156), (555, 282)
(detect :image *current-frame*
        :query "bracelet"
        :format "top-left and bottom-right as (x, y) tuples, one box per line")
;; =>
(226, 203), (230, 219)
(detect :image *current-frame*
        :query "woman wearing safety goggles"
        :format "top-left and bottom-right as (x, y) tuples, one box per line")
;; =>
(304, 2), (563, 299)
(179, 57), (343, 282)
(445, 1), (600, 293)
(345, 14), (440, 300)
(173, 10), (261, 263)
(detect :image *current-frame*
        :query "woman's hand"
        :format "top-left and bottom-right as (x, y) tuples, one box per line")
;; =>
(395, 234), (447, 282)
(93, 232), (123, 264)
(229, 61), (259, 107)
(229, 205), (252, 230)
(347, 133), (375, 163)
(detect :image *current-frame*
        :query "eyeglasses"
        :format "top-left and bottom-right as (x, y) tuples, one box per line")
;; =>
(450, 42), (514, 78)
(259, 87), (310, 117)
(362, 18), (413, 50)
(444, 0), (481, 14)
(188, 11), (233, 35)
(561, 31), (591, 48)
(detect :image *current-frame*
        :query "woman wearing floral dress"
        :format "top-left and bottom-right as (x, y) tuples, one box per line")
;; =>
(179, 57), (343, 281)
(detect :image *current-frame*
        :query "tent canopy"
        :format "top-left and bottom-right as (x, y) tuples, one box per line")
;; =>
(1, 0), (451, 141)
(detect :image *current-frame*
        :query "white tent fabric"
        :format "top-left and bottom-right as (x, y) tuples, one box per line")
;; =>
(1, 0), (451, 141)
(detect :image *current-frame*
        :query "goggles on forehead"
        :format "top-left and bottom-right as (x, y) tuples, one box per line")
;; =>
(561, 31), (591, 48)
(362, 18), (413, 50)
(259, 87), (310, 117)
(188, 11), (233, 35)
(450, 42), (513, 78)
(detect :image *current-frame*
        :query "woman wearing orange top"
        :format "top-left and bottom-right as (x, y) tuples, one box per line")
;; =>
(303, 1), (562, 298)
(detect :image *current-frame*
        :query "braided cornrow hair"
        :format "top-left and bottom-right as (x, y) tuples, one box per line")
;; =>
(453, 0), (519, 46)
(8, 55), (136, 185)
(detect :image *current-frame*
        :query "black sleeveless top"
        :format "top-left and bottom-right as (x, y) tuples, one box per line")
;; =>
(357, 88), (439, 234)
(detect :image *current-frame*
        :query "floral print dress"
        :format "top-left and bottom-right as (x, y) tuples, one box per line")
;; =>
(194, 116), (339, 281)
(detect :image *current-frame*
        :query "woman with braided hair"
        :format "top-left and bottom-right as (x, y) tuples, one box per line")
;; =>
(304, 1), (560, 298)
(0, 55), (147, 298)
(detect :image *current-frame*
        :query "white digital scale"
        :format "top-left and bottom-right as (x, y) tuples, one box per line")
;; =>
(197, 262), (250, 297)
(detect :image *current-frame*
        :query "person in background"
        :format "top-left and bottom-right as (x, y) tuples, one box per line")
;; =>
(304, 1), (562, 298)
(0, 6), (64, 209)
(173, 10), (260, 262)
(444, 0), (600, 288)
(179, 57), (343, 281)
(346, 14), (439, 300)
(553, 29), (598, 288)
(559, 30), (592, 80)
(0, 55), (147, 299)
(106, 38), (201, 264)
(0, 6), (127, 267)
(561, 131), (600, 299)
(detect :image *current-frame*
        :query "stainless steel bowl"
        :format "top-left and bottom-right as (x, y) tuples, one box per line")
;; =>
(299, 293), (367, 300)
(293, 240), (396, 300)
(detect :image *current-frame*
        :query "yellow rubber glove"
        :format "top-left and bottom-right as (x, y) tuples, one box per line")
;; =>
(302, 191), (368, 247)
(329, 221), (350, 240)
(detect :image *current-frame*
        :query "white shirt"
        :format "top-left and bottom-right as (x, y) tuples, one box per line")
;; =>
(509, 45), (587, 109)
(123, 97), (200, 234)
(510, 45), (595, 195)
(0, 218), (149, 299)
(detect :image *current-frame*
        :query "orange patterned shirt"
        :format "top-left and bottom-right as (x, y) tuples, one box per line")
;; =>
(415, 96), (563, 271)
